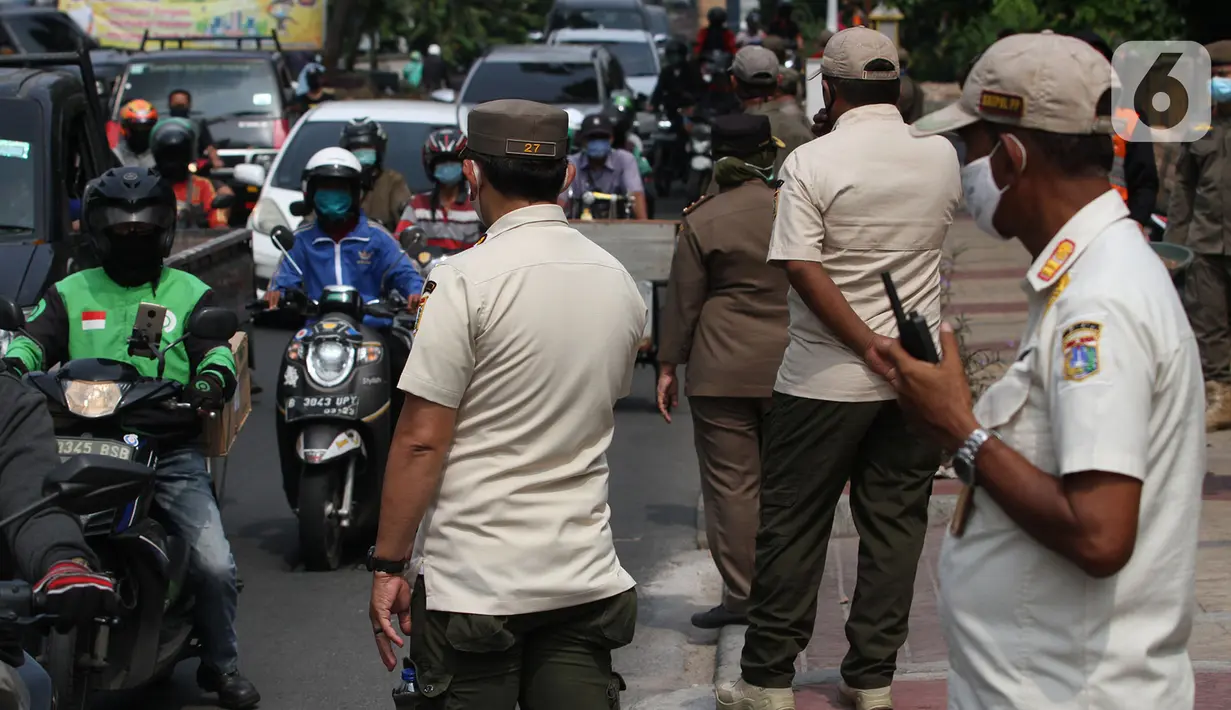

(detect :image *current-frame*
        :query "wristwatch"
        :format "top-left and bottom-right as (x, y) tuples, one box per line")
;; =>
(365, 546), (409, 575)
(953, 428), (998, 487)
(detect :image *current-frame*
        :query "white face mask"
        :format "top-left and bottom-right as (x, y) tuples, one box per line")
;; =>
(960, 135), (1026, 241)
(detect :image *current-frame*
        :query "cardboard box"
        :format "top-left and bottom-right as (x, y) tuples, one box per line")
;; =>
(205, 331), (252, 457)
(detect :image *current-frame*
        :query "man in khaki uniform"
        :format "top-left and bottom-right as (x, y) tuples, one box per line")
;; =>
(366, 99), (646, 708)
(727, 45), (814, 180)
(657, 114), (790, 631)
(1167, 39), (1231, 430)
(777, 68), (807, 119)
(716, 28), (961, 710)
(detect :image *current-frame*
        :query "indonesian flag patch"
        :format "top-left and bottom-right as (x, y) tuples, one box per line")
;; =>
(81, 310), (106, 331)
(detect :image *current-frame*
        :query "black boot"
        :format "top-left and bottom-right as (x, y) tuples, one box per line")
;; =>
(690, 604), (747, 629)
(197, 664), (261, 709)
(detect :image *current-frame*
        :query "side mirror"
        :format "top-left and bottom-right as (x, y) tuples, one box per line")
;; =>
(288, 200), (310, 217)
(430, 88), (457, 103)
(42, 454), (153, 508)
(653, 33), (668, 45)
(210, 193), (236, 210)
(0, 297), (25, 331)
(527, 31), (545, 43)
(398, 226), (427, 252)
(271, 225), (295, 252)
(186, 307), (239, 342)
(232, 163), (267, 187)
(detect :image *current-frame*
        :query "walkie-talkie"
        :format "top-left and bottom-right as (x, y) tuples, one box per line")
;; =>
(881, 272), (939, 363)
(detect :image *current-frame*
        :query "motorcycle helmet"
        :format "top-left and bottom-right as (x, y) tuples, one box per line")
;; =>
(745, 9), (761, 30)
(150, 119), (197, 184)
(302, 147), (364, 223)
(707, 7), (727, 25)
(83, 167), (177, 264)
(303, 62), (326, 91)
(664, 38), (689, 66)
(119, 99), (159, 152)
(340, 117), (388, 180)
(421, 126), (467, 175)
(605, 101), (635, 147)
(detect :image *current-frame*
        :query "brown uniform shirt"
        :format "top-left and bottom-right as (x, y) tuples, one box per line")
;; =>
(1166, 115), (1230, 255)
(659, 181), (790, 397)
(704, 99), (814, 196)
(362, 169), (413, 230)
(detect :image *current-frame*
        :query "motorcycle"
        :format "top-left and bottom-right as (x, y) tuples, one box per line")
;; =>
(0, 296), (240, 709)
(260, 226), (415, 571)
(698, 49), (732, 91)
(650, 108), (686, 197)
(176, 190), (236, 229)
(563, 189), (637, 220)
(685, 109), (715, 203)
(0, 455), (156, 710)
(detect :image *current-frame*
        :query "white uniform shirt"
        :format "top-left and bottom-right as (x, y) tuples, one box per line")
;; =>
(940, 192), (1205, 709)
(398, 204), (646, 616)
(767, 103), (961, 402)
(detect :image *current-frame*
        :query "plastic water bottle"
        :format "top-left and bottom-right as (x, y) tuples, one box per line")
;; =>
(392, 659), (421, 707)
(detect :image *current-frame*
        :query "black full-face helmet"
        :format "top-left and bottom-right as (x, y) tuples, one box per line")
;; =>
(340, 116), (389, 180)
(150, 120), (196, 181)
(708, 7), (727, 25)
(82, 167), (177, 259)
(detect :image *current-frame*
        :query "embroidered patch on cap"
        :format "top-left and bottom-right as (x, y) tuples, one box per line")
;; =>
(1037, 239), (1075, 282)
(1062, 321), (1102, 381)
(504, 139), (558, 157)
(979, 90), (1025, 119)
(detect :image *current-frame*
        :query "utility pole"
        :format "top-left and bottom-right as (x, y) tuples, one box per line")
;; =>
(826, 0), (838, 31)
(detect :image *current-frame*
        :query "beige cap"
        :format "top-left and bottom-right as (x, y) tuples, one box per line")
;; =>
(911, 32), (1113, 137)
(732, 45), (780, 86)
(816, 27), (899, 81)
(465, 99), (569, 160)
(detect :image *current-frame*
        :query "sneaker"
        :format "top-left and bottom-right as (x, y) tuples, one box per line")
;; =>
(197, 664), (261, 710)
(837, 680), (893, 710)
(715, 677), (796, 710)
(690, 604), (747, 629)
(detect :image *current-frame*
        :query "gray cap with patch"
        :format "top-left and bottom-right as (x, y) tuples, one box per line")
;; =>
(732, 45), (781, 86)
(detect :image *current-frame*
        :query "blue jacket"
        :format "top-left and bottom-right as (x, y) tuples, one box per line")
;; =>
(269, 213), (423, 327)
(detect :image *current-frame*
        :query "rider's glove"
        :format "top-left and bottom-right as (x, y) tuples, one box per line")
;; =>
(186, 371), (226, 412)
(34, 560), (117, 632)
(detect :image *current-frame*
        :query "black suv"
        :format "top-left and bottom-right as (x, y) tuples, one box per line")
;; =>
(0, 45), (115, 335)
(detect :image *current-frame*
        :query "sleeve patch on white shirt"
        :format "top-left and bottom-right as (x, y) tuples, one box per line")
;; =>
(1062, 320), (1102, 381)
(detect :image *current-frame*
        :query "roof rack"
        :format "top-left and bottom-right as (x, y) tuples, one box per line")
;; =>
(138, 30), (282, 54)
(0, 39), (110, 167)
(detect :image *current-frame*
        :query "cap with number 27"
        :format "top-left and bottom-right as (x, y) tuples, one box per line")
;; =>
(464, 99), (569, 161)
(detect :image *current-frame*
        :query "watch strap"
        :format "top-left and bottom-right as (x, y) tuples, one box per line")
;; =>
(367, 546), (409, 574)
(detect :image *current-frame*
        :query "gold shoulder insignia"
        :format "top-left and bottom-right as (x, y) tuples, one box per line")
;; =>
(682, 193), (715, 216)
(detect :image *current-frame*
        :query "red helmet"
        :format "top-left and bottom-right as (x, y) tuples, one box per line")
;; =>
(421, 127), (467, 173)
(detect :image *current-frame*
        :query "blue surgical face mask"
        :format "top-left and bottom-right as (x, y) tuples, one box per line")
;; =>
(351, 148), (378, 167)
(314, 188), (352, 219)
(1212, 77), (1231, 105)
(433, 162), (463, 185)
(585, 138), (612, 159)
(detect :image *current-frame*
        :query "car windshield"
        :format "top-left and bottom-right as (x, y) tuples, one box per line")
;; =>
(117, 60), (281, 119)
(463, 61), (599, 104)
(0, 99), (40, 239)
(272, 120), (446, 193)
(550, 8), (645, 31)
(565, 40), (655, 75)
(5, 12), (86, 53)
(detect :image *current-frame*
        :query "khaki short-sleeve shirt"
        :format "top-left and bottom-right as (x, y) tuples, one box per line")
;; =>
(767, 104), (961, 402)
(398, 204), (647, 615)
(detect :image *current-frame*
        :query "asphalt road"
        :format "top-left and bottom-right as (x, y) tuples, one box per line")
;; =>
(95, 195), (718, 709)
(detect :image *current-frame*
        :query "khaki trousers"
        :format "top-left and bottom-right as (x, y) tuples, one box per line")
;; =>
(689, 395), (772, 613)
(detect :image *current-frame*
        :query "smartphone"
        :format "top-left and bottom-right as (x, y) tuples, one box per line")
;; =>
(132, 302), (167, 351)
(881, 272), (940, 363)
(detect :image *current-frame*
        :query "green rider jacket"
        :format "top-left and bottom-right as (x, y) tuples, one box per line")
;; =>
(7, 266), (237, 402)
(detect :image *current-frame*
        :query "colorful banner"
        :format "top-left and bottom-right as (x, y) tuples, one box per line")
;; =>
(58, 0), (326, 50)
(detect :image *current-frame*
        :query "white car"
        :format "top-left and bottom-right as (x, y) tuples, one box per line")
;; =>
(547, 28), (661, 100)
(235, 99), (458, 286)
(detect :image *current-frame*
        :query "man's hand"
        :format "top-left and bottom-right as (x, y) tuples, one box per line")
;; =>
(369, 573), (412, 671)
(874, 322), (978, 450)
(810, 108), (829, 138)
(862, 333), (897, 381)
(264, 289), (281, 309)
(406, 293), (420, 310)
(34, 560), (117, 633)
(186, 372), (226, 412)
(656, 365), (679, 423)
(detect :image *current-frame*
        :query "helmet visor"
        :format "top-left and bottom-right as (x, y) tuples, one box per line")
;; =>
(87, 203), (175, 240)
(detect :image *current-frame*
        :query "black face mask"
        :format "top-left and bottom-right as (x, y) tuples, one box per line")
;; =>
(169, 105), (191, 118)
(102, 233), (164, 288)
(127, 132), (151, 154)
(157, 162), (189, 183)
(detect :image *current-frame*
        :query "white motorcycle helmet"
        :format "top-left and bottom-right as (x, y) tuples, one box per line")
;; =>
(301, 147), (364, 222)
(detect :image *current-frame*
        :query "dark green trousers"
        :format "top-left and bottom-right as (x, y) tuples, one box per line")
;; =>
(408, 576), (636, 709)
(740, 392), (940, 689)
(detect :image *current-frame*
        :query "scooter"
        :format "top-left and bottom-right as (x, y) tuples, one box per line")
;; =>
(685, 112), (714, 203)
(260, 226), (415, 571)
(0, 296), (240, 709)
(0, 455), (156, 710)
(563, 189), (636, 220)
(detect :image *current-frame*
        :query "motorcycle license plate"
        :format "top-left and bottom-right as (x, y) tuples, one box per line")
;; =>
(56, 437), (134, 463)
(285, 395), (360, 419)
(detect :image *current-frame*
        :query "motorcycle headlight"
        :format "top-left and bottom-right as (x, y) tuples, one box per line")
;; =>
(305, 338), (354, 388)
(251, 197), (290, 236)
(657, 119), (672, 130)
(62, 380), (124, 418)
